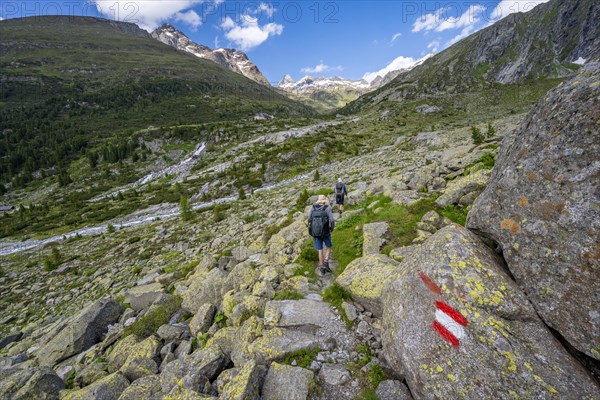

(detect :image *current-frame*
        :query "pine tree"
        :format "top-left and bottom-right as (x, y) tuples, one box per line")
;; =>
(471, 126), (484, 145)
(487, 122), (496, 138)
(239, 187), (246, 200)
(314, 169), (320, 182)
(179, 195), (192, 221)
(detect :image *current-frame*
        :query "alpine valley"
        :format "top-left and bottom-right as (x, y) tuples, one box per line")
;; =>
(0, 0), (598, 399)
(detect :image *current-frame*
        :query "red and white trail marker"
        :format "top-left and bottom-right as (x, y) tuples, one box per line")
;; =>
(432, 300), (469, 348)
(418, 271), (469, 348)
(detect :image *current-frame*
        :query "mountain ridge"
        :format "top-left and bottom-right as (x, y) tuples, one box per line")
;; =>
(344, 0), (599, 113)
(151, 23), (270, 86)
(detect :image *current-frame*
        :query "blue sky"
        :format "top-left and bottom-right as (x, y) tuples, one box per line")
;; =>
(0, 1), (550, 83)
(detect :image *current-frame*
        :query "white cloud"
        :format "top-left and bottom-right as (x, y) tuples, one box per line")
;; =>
(174, 10), (202, 30)
(300, 62), (343, 74)
(412, 8), (445, 32)
(427, 39), (441, 53)
(92, 0), (205, 31)
(412, 5), (485, 33)
(220, 16), (235, 29)
(363, 54), (431, 84)
(220, 16), (283, 51)
(258, 3), (276, 18)
(389, 32), (402, 45)
(490, 0), (549, 21)
(436, 5), (485, 32)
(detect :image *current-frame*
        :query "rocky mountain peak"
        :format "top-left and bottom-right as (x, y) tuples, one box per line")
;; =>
(151, 24), (270, 86)
(278, 74), (295, 87)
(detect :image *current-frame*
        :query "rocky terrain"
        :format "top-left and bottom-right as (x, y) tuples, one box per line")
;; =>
(152, 24), (270, 86)
(1, 0), (599, 398)
(1, 62), (599, 399)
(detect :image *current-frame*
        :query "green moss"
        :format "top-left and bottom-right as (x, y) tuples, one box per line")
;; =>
(283, 347), (321, 368)
(64, 369), (76, 390)
(274, 290), (304, 300)
(123, 295), (181, 338)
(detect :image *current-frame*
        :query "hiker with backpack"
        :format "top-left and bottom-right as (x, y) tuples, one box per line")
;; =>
(334, 178), (348, 214)
(308, 195), (335, 274)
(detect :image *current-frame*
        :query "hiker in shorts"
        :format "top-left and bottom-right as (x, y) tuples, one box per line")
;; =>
(308, 195), (335, 274)
(333, 178), (348, 214)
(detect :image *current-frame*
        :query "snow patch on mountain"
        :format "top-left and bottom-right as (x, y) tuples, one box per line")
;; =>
(152, 23), (270, 86)
(363, 53), (433, 84)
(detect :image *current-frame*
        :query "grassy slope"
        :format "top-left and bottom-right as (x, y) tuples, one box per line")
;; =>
(0, 16), (311, 186)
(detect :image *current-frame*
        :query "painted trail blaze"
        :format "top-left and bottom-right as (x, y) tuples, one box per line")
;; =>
(419, 271), (442, 295)
(419, 272), (469, 348)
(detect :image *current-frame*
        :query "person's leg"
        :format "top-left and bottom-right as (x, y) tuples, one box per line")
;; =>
(323, 236), (333, 272)
(314, 237), (324, 266)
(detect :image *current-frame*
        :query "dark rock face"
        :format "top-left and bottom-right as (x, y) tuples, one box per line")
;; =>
(36, 297), (124, 366)
(0, 367), (65, 400)
(467, 62), (600, 360)
(381, 225), (600, 399)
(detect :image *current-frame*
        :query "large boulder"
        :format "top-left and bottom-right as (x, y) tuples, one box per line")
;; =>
(435, 169), (490, 208)
(62, 372), (130, 400)
(159, 345), (229, 394)
(182, 267), (230, 314)
(117, 375), (161, 400)
(37, 298), (123, 366)
(0, 367), (64, 400)
(362, 222), (389, 255)
(220, 360), (265, 400)
(124, 283), (165, 311)
(467, 63), (600, 360)
(189, 303), (217, 337)
(261, 362), (314, 400)
(266, 219), (307, 265)
(336, 254), (402, 317)
(381, 225), (600, 399)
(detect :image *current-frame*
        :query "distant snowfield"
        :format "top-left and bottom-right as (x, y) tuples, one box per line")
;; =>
(573, 57), (587, 65)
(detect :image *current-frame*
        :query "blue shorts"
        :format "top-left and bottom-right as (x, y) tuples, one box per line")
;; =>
(314, 235), (332, 250)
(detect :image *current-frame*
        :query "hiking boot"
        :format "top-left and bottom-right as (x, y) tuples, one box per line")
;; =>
(318, 265), (326, 275)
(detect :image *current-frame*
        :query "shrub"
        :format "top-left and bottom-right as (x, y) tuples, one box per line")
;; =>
(214, 311), (227, 327)
(478, 152), (496, 170)
(296, 188), (310, 210)
(356, 388), (379, 400)
(106, 224), (116, 233)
